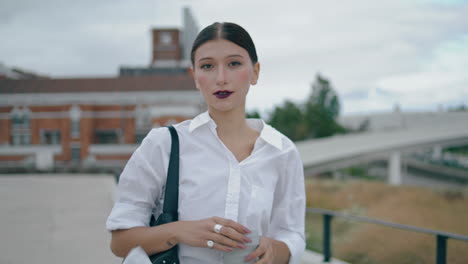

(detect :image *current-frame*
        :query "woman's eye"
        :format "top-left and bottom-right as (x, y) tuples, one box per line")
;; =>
(229, 61), (242, 67)
(200, 64), (213, 70)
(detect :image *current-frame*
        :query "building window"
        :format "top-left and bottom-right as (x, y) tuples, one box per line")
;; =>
(22, 133), (30, 145)
(69, 105), (81, 139)
(135, 105), (153, 144)
(22, 115), (30, 129)
(94, 129), (120, 144)
(41, 130), (61, 145)
(11, 133), (30, 145)
(12, 115), (22, 129)
(12, 114), (30, 129)
(71, 147), (81, 161)
(12, 134), (21, 145)
(71, 120), (80, 138)
(135, 105), (152, 129)
(135, 131), (148, 144)
(10, 106), (31, 145)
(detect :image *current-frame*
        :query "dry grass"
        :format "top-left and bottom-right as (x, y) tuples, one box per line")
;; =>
(306, 179), (468, 264)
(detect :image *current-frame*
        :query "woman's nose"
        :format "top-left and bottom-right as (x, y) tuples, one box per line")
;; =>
(216, 67), (227, 86)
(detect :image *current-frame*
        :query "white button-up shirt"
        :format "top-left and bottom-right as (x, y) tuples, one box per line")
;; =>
(106, 111), (305, 264)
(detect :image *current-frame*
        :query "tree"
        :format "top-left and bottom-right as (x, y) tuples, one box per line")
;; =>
(268, 100), (308, 141)
(246, 110), (262, 119)
(266, 73), (346, 141)
(308, 74), (341, 119)
(304, 74), (346, 138)
(448, 103), (467, 112)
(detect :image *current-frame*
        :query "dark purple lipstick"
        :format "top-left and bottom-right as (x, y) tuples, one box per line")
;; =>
(214, 90), (233, 99)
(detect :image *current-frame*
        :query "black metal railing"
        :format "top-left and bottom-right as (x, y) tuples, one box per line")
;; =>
(307, 208), (468, 264)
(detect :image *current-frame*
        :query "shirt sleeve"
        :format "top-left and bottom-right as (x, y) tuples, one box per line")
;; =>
(268, 143), (306, 264)
(106, 127), (171, 231)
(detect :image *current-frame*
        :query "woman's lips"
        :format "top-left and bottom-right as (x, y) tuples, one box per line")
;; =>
(213, 90), (233, 99)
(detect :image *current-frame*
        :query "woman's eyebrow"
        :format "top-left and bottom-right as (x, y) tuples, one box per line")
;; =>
(227, 54), (243, 59)
(197, 54), (243, 63)
(198, 57), (212, 62)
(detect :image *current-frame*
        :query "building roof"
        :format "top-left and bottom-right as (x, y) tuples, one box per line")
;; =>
(0, 62), (50, 80)
(0, 74), (196, 94)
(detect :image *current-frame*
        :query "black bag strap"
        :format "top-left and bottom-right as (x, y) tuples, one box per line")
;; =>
(163, 125), (179, 215)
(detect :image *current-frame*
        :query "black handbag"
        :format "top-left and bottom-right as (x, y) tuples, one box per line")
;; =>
(148, 126), (180, 264)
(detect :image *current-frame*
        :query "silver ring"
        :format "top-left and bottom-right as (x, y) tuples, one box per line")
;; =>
(214, 224), (223, 234)
(207, 240), (214, 248)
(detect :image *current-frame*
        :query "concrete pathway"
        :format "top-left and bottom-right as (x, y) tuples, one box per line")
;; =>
(0, 174), (121, 264)
(0, 174), (348, 264)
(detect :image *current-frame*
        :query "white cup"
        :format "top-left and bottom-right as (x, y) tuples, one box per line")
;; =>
(223, 230), (260, 264)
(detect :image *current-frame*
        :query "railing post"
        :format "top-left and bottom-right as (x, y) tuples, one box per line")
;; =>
(323, 214), (333, 262)
(436, 235), (447, 264)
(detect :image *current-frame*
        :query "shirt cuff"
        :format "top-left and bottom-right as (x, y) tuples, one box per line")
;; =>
(274, 231), (305, 264)
(123, 246), (152, 264)
(106, 202), (152, 231)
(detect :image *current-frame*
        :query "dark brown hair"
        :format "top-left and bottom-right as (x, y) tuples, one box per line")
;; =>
(190, 22), (258, 65)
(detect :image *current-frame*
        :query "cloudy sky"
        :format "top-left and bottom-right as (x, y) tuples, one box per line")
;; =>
(1, 0), (467, 116)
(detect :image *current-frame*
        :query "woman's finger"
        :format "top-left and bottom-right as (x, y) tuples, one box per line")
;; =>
(253, 252), (273, 264)
(210, 240), (234, 253)
(212, 216), (251, 234)
(218, 225), (252, 244)
(209, 233), (247, 249)
(245, 243), (266, 263)
(253, 245), (273, 264)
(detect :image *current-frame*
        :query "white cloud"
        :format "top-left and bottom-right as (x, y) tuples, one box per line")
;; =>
(376, 35), (468, 109)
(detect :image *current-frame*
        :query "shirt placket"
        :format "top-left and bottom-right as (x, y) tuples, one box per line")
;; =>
(208, 123), (242, 222)
(224, 161), (241, 221)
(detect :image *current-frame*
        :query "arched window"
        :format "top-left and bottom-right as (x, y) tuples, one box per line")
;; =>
(12, 115), (21, 128)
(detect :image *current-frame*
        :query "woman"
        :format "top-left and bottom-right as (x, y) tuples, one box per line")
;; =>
(106, 22), (305, 264)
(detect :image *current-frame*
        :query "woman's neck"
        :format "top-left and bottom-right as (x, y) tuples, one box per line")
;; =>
(208, 108), (249, 138)
(208, 108), (260, 162)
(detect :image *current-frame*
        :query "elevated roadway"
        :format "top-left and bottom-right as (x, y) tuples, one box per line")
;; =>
(297, 121), (468, 184)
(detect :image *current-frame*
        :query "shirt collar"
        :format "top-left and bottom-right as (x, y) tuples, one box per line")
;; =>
(257, 121), (283, 150)
(189, 111), (283, 150)
(188, 111), (215, 132)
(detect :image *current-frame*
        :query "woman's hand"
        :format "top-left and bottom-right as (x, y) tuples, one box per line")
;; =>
(245, 236), (275, 263)
(173, 216), (252, 252)
(245, 236), (290, 264)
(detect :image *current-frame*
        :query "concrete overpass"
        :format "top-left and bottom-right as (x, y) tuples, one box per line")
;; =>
(297, 116), (468, 185)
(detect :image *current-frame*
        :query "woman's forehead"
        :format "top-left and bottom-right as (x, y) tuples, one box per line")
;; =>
(194, 39), (248, 61)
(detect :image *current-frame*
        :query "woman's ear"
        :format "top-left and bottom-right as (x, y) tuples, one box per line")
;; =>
(250, 62), (260, 85)
(189, 67), (200, 90)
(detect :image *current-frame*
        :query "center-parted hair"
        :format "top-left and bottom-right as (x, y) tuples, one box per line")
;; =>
(190, 22), (258, 66)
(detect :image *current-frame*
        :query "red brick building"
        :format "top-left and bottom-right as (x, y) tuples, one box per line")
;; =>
(0, 8), (203, 172)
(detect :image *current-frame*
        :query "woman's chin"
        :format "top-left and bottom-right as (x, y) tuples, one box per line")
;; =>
(208, 104), (241, 114)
